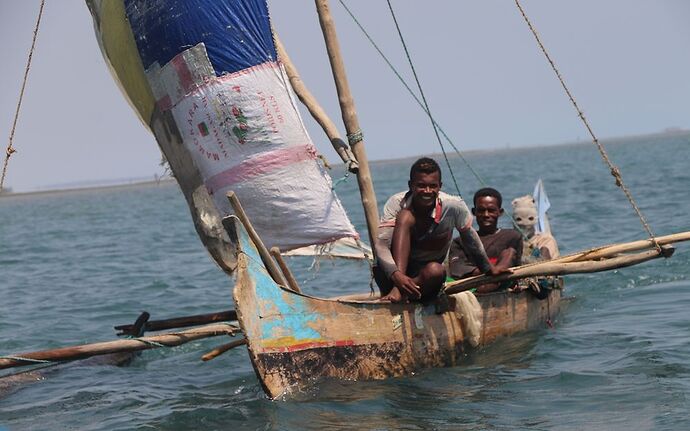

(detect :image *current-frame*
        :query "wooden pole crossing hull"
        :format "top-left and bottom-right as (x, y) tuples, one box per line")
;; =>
(228, 218), (560, 399)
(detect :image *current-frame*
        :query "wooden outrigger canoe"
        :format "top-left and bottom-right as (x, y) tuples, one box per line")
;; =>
(229, 216), (561, 399)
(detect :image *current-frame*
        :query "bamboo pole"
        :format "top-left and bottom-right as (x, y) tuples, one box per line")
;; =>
(270, 247), (301, 293)
(551, 231), (690, 263)
(226, 191), (288, 287)
(115, 309), (237, 335)
(315, 0), (379, 261)
(274, 34), (359, 173)
(0, 323), (239, 370)
(201, 338), (247, 362)
(444, 249), (666, 294)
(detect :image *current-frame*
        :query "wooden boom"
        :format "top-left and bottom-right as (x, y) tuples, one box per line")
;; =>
(552, 231), (690, 263)
(444, 231), (690, 293)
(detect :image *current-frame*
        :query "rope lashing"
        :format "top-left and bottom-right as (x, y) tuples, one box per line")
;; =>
(1, 0), (46, 192)
(514, 0), (661, 252)
(332, 171), (350, 190)
(126, 337), (167, 348)
(347, 129), (364, 146)
(385, 0), (462, 197)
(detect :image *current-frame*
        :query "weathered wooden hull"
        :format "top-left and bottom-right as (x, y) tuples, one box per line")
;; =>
(229, 218), (560, 399)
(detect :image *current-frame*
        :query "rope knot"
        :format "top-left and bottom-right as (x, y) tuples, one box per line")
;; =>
(610, 166), (622, 187)
(317, 154), (331, 170)
(6, 147), (16, 157)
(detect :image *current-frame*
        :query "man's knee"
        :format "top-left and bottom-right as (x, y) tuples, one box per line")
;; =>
(421, 262), (446, 281)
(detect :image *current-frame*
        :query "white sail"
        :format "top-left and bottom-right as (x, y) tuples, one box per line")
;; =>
(86, 0), (359, 259)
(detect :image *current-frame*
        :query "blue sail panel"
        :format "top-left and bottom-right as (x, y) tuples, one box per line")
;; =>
(124, 0), (276, 75)
(88, 0), (359, 254)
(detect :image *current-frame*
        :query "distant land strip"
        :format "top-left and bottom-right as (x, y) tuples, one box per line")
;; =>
(2, 129), (687, 197)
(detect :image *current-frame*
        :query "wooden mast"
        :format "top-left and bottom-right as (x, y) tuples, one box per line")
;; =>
(315, 0), (379, 260)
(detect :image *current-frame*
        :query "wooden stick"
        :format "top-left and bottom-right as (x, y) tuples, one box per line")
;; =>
(226, 191), (288, 287)
(315, 0), (379, 261)
(270, 247), (301, 293)
(115, 310), (237, 335)
(201, 338), (247, 362)
(0, 323), (240, 370)
(444, 249), (665, 294)
(274, 33), (359, 173)
(445, 230), (690, 294)
(552, 231), (690, 263)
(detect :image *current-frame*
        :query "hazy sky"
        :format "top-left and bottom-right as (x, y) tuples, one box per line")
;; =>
(1, 1), (688, 192)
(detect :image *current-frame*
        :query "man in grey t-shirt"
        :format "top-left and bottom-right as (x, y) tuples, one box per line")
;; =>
(373, 158), (503, 302)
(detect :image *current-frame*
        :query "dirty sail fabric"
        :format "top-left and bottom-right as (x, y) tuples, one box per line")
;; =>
(85, 0), (358, 260)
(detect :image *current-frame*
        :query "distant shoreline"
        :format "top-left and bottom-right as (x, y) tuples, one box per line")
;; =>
(2, 129), (687, 198)
(368, 128), (690, 164)
(0, 178), (177, 199)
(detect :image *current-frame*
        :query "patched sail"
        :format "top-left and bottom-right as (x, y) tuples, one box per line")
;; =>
(85, 0), (360, 270)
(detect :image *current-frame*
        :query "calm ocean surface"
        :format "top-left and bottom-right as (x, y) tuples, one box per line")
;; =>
(1, 133), (689, 430)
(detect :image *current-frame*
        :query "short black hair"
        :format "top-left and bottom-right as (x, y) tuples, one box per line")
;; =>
(473, 187), (503, 207)
(409, 157), (441, 182)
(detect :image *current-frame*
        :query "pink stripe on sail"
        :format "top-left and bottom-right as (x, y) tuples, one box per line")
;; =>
(205, 144), (318, 194)
(172, 54), (195, 94)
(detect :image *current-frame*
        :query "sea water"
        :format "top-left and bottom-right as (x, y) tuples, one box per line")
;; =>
(1, 133), (689, 430)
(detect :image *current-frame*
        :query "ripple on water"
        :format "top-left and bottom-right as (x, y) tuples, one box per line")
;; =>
(2, 138), (690, 429)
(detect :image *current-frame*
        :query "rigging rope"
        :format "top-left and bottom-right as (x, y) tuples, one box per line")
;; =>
(338, 0), (486, 191)
(384, 0), (463, 197)
(339, 1), (536, 239)
(1, 0), (46, 192)
(514, 0), (660, 251)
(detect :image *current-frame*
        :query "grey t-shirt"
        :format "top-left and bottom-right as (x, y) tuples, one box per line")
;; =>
(375, 191), (473, 278)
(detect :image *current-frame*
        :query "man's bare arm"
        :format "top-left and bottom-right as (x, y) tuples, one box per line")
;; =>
(475, 248), (517, 294)
(457, 228), (492, 273)
(495, 247), (517, 270)
(374, 226), (398, 278)
(391, 209), (414, 275)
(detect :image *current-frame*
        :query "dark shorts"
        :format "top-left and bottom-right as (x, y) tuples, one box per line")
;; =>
(372, 260), (427, 296)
